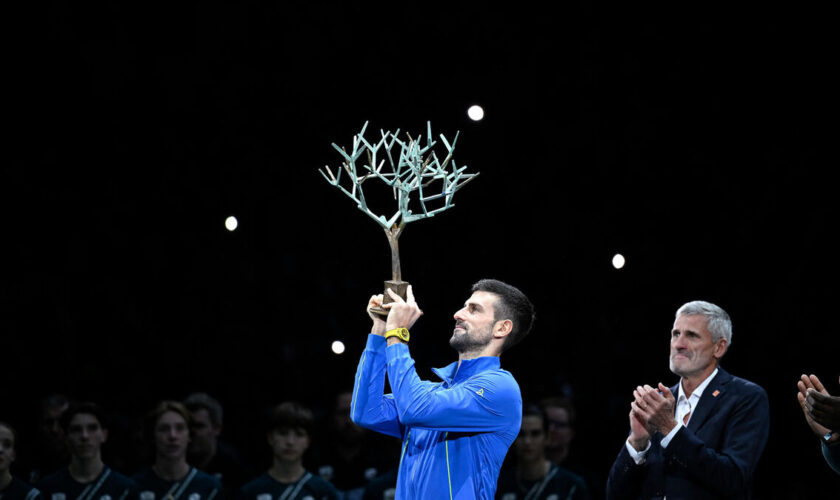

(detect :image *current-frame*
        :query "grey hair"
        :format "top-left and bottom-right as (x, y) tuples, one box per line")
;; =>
(676, 300), (732, 346)
(183, 392), (223, 426)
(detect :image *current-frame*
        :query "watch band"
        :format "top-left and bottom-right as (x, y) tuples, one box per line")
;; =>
(385, 327), (410, 342)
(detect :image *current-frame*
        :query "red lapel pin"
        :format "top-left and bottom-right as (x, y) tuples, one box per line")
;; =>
(712, 390), (720, 397)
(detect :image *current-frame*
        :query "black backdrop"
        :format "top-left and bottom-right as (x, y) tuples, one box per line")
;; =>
(3, 2), (837, 498)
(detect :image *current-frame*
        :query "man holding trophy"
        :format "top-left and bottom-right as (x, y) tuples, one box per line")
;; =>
(322, 122), (534, 498)
(351, 279), (534, 499)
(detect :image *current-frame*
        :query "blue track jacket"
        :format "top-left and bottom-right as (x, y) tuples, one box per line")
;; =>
(351, 334), (522, 499)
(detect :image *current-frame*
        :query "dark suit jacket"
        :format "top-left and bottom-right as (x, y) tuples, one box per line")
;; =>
(606, 367), (769, 500)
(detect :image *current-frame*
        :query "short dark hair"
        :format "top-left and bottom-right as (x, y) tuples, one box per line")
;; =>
(183, 392), (223, 427)
(539, 396), (576, 425)
(37, 394), (71, 420)
(144, 401), (193, 439)
(266, 401), (314, 436)
(521, 403), (547, 431)
(60, 402), (108, 432)
(0, 421), (17, 449)
(471, 279), (535, 351)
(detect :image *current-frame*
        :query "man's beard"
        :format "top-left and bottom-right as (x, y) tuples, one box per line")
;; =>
(449, 324), (493, 354)
(669, 351), (698, 378)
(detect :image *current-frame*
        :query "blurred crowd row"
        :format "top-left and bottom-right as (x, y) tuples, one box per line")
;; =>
(1, 391), (589, 500)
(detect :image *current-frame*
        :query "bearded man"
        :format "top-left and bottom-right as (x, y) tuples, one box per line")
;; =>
(350, 279), (535, 499)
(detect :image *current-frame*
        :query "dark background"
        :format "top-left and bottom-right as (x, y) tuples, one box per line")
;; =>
(3, 1), (836, 497)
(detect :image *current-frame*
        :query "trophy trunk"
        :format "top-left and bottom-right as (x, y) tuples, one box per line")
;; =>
(369, 226), (409, 318)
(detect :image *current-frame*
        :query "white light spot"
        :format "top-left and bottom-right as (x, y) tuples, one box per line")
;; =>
(225, 216), (238, 231)
(331, 340), (345, 355)
(612, 253), (626, 269)
(467, 105), (485, 121)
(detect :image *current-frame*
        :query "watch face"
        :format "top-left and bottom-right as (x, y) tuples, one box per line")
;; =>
(389, 328), (409, 341)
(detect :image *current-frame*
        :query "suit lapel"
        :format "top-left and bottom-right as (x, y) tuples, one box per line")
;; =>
(685, 367), (731, 431)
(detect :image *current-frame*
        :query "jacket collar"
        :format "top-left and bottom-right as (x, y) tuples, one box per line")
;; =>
(672, 366), (733, 431)
(432, 356), (501, 387)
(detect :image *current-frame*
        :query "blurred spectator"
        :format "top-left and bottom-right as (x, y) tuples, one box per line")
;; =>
(239, 401), (339, 500)
(133, 401), (222, 500)
(37, 402), (136, 499)
(361, 468), (397, 500)
(102, 408), (148, 475)
(359, 436), (401, 500)
(183, 392), (252, 493)
(313, 391), (391, 500)
(0, 421), (42, 500)
(495, 404), (589, 500)
(539, 397), (577, 468)
(24, 394), (71, 484)
(796, 374), (840, 474)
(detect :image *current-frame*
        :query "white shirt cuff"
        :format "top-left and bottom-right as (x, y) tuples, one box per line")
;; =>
(625, 438), (651, 464)
(660, 422), (683, 448)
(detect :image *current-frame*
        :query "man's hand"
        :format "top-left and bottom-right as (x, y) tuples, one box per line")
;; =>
(630, 384), (677, 437)
(808, 390), (840, 431)
(628, 405), (651, 452)
(384, 286), (423, 341)
(797, 374), (840, 441)
(367, 294), (387, 336)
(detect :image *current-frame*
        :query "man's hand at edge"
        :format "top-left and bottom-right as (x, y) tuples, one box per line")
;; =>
(368, 294), (387, 336)
(384, 286), (423, 345)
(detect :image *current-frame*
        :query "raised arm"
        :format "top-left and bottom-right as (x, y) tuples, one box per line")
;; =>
(386, 344), (520, 432)
(349, 295), (403, 438)
(380, 286), (521, 432)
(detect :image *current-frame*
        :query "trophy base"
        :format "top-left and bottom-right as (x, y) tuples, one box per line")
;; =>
(370, 280), (409, 318)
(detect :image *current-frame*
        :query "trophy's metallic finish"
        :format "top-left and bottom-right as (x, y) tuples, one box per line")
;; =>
(321, 121), (478, 314)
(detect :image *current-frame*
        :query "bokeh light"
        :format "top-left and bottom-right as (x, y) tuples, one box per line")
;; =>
(225, 216), (238, 231)
(467, 105), (485, 121)
(612, 253), (626, 269)
(332, 340), (345, 354)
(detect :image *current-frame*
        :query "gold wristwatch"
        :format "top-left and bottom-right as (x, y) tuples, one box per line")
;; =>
(385, 327), (410, 342)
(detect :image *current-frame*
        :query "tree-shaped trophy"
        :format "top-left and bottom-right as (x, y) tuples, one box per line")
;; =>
(320, 121), (479, 316)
